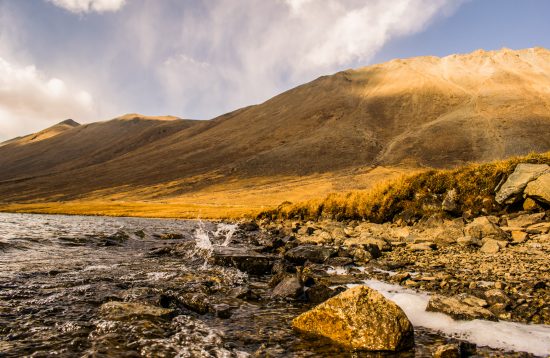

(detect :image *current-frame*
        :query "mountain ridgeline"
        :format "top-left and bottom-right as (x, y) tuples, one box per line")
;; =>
(1, 47), (550, 202)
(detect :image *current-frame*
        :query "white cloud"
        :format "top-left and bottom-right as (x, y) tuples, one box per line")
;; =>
(0, 57), (94, 140)
(154, 0), (463, 118)
(48, 0), (126, 13)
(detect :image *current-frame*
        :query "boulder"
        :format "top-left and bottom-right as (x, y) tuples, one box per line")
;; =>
(272, 275), (303, 299)
(209, 246), (277, 275)
(284, 245), (335, 264)
(495, 163), (549, 204)
(464, 216), (508, 241)
(292, 285), (414, 351)
(524, 173), (550, 205)
(99, 301), (174, 321)
(426, 295), (497, 321)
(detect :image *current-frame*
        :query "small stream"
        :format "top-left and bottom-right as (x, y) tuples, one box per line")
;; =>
(0, 213), (548, 357)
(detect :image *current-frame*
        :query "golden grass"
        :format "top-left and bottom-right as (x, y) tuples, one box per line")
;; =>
(261, 152), (550, 222)
(0, 167), (406, 219)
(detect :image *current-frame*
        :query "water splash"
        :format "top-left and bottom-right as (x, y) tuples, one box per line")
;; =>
(214, 223), (238, 246)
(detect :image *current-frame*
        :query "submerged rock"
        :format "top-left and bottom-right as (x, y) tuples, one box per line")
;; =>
(99, 301), (174, 321)
(426, 295), (497, 321)
(292, 285), (414, 351)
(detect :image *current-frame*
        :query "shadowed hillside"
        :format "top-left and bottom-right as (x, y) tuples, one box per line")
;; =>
(1, 48), (550, 209)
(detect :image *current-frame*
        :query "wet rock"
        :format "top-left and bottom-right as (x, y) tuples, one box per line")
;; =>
(325, 256), (354, 267)
(495, 163), (549, 204)
(272, 275), (303, 299)
(426, 295), (497, 321)
(305, 284), (336, 304)
(524, 173), (550, 205)
(180, 292), (211, 314)
(464, 216), (508, 241)
(284, 245), (335, 264)
(433, 344), (460, 358)
(159, 233), (184, 240)
(99, 301), (174, 321)
(292, 285), (414, 351)
(212, 303), (233, 319)
(209, 246), (277, 275)
(240, 220), (259, 231)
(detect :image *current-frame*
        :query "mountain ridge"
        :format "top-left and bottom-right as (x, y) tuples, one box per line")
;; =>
(0, 47), (549, 204)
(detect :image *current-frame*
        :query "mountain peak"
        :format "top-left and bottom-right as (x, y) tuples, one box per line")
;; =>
(58, 119), (80, 127)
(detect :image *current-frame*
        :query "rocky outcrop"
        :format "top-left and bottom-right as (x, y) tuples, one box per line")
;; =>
(495, 164), (549, 204)
(292, 285), (414, 351)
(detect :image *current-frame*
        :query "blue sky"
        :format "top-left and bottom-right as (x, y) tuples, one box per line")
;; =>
(0, 0), (549, 140)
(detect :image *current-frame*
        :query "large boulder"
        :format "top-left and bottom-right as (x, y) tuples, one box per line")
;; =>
(292, 285), (414, 351)
(426, 295), (497, 321)
(495, 164), (549, 204)
(464, 216), (508, 241)
(524, 173), (550, 205)
(284, 245), (335, 264)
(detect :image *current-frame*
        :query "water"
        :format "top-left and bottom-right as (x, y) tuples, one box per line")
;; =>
(0, 213), (547, 357)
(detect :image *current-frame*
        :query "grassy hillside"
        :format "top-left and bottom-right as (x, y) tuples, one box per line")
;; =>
(261, 152), (550, 223)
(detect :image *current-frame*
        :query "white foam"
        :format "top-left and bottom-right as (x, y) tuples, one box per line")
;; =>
(357, 280), (550, 356)
(214, 223), (238, 246)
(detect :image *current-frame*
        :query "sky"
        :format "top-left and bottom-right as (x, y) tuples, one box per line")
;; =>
(1, 0), (550, 141)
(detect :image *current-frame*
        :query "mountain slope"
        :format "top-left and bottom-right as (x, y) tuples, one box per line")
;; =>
(0, 47), (550, 203)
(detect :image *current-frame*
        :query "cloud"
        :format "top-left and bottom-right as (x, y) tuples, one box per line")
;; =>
(153, 0), (463, 118)
(0, 57), (95, 140)
(47, 0), (126, 13)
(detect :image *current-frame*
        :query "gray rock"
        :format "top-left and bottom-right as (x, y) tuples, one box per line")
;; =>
(495, 163), (549, 204)
(465, 216), (508, 241)
(524, 173), (550, 204)
(209, 246), (277, 275)
(426, 294), (497, 321)
(272, 275), (303, 298)
(284, 245), (335, 264)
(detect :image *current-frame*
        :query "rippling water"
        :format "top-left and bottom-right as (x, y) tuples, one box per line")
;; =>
(0, 213), (542, 357)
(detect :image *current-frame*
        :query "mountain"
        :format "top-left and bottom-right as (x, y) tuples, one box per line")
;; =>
(0, 119), (80, 147)
(1, 47), (550, 204)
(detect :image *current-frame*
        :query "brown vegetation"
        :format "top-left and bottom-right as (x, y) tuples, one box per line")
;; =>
(261, 152), (550, 222)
